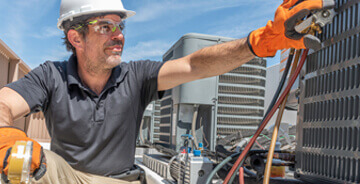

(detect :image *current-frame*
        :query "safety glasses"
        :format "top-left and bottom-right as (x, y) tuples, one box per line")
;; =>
(75, 19), (125, 35)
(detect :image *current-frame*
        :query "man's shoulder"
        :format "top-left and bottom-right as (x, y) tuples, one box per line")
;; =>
(48, 60), (68, 74)
(36, 60), (69, 81)
(122, 60), (163, 71)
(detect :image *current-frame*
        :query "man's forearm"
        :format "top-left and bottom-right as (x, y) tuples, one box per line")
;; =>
(0, 101), (13, 127)
(188, 37), (255, 79)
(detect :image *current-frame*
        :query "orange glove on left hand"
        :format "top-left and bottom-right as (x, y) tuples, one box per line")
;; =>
(0, 127), (46, 182)
(247, 0), (335, 57)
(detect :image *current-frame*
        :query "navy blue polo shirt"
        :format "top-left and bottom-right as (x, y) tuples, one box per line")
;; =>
(6, 55), (164, 176)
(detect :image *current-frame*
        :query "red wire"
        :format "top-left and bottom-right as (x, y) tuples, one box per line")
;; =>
(239, 167), (245, 184)
(255, 140), (265, 150)
(223, 49), (309, 184)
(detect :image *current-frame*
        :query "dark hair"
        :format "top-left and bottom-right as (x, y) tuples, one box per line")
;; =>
(61, 12), (125, 55)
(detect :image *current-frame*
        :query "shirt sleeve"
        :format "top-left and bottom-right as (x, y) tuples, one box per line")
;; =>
(129, 60), (164, 106)
(5, 61), (54, 114)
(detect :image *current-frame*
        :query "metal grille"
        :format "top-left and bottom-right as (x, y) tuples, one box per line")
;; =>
(142, 154), (169, 179)
(219, 74), (265, 86)
(246, 58), (267, 67)
(178, 161), (190, 184)
(217, 127), (258, 135)
(157, 92), (172, 145)
(300, 153), (360, 182)
(216, 57), (266, 137)
(218, 95), (264, 106)
(229, 65), (266, 77)
(217, 116), (262, 125)
(296, 0), (360, 183)
(218, 85), (265, 96)
(153, 100), (161, 142)
(305, 64), (360, 97)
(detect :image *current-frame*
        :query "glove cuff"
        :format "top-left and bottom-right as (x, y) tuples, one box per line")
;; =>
(248, 26), (277, 58)
(246, 31), (257, 57)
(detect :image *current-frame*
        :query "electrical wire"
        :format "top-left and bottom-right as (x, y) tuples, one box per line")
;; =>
(223, 49), (309, 184)
(255, 140), (265, 150)
(263, 49), (302, 184)
(206, 50), (296, 184)
(230, 49), (295, 183)
(227, 50), (295, 183)
(258, 49), (295, 128)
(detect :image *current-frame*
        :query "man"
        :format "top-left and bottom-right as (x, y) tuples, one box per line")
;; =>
(0, 0), (334, 183)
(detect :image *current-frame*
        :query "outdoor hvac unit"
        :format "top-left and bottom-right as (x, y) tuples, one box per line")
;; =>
(154, 33), (266, 151)
(138, 101), (161, 145)
(295, 0), (360, 183)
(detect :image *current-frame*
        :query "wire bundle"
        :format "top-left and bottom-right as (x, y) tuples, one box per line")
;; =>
(222, 49), (309, 184)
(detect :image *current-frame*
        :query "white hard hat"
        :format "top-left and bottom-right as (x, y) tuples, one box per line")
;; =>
(57, 0), (136, 30)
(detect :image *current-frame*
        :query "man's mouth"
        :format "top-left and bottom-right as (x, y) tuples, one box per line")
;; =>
(105, 45), (123, 55)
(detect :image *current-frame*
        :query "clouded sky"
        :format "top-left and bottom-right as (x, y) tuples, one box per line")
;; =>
(0, 0), (282, 69)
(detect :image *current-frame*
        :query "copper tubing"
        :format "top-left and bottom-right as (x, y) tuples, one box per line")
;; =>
(223, 49), (309, 184)
(239, 167), (245, 184)
(263, 49), (302, 184)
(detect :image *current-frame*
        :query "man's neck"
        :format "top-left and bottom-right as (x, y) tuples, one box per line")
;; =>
(77, 61), (112, 96)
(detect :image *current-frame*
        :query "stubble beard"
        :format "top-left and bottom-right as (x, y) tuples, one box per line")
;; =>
(83, 50), (123, 76)
(105, 51), (123, 68)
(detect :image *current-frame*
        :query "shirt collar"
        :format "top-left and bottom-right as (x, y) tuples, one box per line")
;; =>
(67, 54), (128, 88)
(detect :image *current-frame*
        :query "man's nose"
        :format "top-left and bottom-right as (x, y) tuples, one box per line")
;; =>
(111, 27), (124, 40)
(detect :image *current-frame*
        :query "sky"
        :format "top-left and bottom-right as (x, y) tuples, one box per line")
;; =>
(0, 0), (282, 69)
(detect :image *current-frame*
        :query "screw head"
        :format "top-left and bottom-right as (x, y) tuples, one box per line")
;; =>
(322, 10), (330, 18)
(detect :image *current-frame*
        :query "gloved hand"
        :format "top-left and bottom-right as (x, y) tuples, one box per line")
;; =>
(0, 127), (46, 182)
(247, 0), (335, 57)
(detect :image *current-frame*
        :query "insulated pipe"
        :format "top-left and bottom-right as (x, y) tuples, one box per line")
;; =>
(235, 137), (251, 152)
(263, 49), (301, 184)
(229, 163), (241, 184)
(139, 119), (145, 145)
(205, 152), (241, 184)
(191, 105), (199, 150)
(223, 49), (309, 184)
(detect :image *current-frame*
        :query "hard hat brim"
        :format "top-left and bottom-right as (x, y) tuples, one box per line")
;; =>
(57, 9), (136, 31)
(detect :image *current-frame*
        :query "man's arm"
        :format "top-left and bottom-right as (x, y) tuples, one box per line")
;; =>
(0, 87), (46, 181)
(0, 87), (30, 127)
(157, 37), (254, 91)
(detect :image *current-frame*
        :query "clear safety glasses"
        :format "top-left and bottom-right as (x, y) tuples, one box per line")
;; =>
(75, 19), (125, 35)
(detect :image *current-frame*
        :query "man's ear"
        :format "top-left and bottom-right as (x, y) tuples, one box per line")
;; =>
(67, 29), (84, 50)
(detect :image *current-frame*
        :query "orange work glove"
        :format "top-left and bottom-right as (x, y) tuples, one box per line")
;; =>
(0, 127), (46, 182)
(247, 0), (335, 57)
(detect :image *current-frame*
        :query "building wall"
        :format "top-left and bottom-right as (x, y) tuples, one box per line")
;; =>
(0, 39), (50, 142)
(0, 51), (9, 88)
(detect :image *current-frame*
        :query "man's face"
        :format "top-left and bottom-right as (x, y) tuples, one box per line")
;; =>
(81, 14), (125, 72)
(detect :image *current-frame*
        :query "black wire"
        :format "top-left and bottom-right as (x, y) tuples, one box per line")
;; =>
(236, 51), (295, 170)
(214, 51), (296, 182)
(258, 51), (294, 128)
